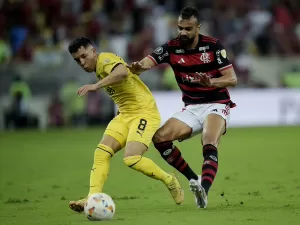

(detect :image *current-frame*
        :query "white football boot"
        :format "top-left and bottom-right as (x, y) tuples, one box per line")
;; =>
(189, 176), (208, 208)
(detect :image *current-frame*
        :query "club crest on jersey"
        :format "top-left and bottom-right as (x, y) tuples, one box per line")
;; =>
(199, 53), (211, 63)
(154, 47), (163, 55)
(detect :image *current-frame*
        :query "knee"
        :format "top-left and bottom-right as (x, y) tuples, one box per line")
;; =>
(123, 155), (142, 168)
(152, 131), (164, 144)
(152, 128), (173, 144)
(123, 142), (147, 158)
(123, 150), (141, 158)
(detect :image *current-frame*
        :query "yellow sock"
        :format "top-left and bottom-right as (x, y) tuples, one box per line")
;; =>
(88, 144), (114, 196)
(123, 156), (172, 185)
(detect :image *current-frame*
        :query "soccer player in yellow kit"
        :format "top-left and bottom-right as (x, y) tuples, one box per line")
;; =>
(67, 37), (184, 212)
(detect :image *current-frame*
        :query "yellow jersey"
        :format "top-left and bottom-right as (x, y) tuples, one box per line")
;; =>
(96, 52), (158, 115)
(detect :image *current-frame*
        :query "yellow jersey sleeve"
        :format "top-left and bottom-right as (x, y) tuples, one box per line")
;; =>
(96, 52), (126, 77)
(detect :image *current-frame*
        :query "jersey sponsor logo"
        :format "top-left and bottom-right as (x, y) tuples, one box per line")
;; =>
(212, 109), (218, 112)
(175, 49), (185, 53)
(158, 52), (169, 61)
(105, 86), (115, 95)
(154, 47), (163, 55)
(216, 50), (222, 64)
(199, 52), (211, 63)
(182, 74), (194, 83)
(199, 46), (209, 51)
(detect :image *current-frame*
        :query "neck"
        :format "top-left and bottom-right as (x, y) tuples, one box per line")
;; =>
(94, 53), (100, 72)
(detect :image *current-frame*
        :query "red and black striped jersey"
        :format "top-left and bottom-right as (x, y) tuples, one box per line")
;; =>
(148, 34), (235, 107)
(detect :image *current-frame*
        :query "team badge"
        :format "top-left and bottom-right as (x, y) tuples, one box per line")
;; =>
(154, 47), (163, 55)
(104, 59), (110, 64)
(221, 49), (227, 58)
(200, 53), (211, 63)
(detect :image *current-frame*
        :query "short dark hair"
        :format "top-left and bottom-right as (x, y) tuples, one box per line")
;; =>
(180, 6), (200, 22)
(68, 37), (93, 53)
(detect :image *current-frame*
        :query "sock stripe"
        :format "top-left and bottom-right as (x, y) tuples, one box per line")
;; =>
(174, 157), (184, 167)
(202, 160), (218, 170)
(128, 157), (142, 168)
(202, 176), (213, 183)
(179, 162), (188, 172)
(97, 147), (113, 157)
(202, 168), (216, 177)
(202, 173), (215, 180)
(168, 150), (181, 164)
(203, 144), (217, 152)
(202, 164), (218, 173)
(172, 149), (181, 159)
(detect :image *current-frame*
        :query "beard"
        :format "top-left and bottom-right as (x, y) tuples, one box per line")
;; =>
(179, 35), (195, 48)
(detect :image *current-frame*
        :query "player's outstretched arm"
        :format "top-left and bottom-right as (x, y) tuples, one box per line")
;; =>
(77, 64), (128, 97)
(127, 56), (156, 75)
(95, 64), (128, 88)
(192, 68), (237, 88)
(210, 67), (237, 88)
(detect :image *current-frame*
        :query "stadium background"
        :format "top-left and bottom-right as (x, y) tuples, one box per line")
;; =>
(0, 1), (300, 225)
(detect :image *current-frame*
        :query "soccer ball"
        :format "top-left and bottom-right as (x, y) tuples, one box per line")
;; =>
(84, 193), (115, 221)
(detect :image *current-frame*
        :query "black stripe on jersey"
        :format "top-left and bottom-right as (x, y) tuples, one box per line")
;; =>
(180, 87), (229, 100)
(171, 63), (218, 73)
(182, 94), (231, 105)
(174, 75), (219, 88)
(109, 63), (123, 73)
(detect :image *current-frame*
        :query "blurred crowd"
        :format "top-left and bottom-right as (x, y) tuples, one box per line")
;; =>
(0, 0), (300, 130)
(0, 0), (299, 63)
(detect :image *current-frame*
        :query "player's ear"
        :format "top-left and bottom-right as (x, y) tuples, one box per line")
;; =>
(92, 47), (97, 56)
(197, 23), (201, 33)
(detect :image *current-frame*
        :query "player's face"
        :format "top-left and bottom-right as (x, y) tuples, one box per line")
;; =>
(178, 16), (200, 47)
(72, 46), (97, 73)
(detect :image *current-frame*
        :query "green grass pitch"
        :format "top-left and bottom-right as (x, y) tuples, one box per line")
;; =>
(0, 126), (300, 225)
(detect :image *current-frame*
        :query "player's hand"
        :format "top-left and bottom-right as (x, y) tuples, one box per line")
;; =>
(191, 72), (212, 87)
(77, 84), (98, 97)
(126, 62), (151, 75)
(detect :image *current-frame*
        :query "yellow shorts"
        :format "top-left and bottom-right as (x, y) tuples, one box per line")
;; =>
(104, 112), (161, 148)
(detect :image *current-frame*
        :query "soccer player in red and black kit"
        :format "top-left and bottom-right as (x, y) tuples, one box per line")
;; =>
(128, 6), (237, 208)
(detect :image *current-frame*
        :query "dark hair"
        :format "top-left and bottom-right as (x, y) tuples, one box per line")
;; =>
(68, 37), (93, 53)
(180, 6), (200, 22)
